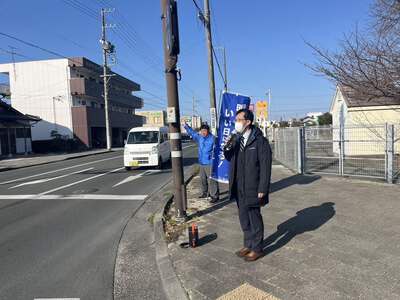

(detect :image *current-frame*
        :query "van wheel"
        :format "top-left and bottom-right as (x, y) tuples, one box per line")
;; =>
(157, 156), (163, 169)
(125, 166), (131, 171)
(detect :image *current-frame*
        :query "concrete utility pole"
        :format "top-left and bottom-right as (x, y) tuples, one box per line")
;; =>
(100, 8), (115, 151)
(161, 0), (187, 220)
(192, 96), (196, 117)
(203, 0), (217, 136)
(222, 46), (227, 91)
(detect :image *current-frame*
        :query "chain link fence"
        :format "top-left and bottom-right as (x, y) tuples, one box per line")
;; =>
(270, 124), (400, 183)
(273, 127), (300, 172)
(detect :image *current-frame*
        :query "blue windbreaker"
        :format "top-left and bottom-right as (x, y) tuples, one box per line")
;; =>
(184, 124), (215, 165)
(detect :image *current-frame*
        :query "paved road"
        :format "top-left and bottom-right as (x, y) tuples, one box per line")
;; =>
(0, 143), (197, 300)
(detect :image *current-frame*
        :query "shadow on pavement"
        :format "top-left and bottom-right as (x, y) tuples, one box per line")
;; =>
(263, 202), (336, 255)
(188, 196), (234, 220)
(270, 174), (321, 193)
(198, 233), (218, 246)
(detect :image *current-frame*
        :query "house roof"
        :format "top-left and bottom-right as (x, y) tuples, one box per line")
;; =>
(0, 101), (41, 122)
(339, 85), (400, 108)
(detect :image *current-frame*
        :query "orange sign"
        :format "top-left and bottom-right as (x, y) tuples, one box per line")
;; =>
(256, 101), (268, 120)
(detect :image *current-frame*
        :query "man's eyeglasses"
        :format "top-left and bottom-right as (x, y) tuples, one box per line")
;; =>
(235, 118), (247, 122)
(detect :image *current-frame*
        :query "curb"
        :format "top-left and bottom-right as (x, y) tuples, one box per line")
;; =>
(113, 164), (198, 300)
(0, 149), (115, 172)
(154, 165), (198, 300)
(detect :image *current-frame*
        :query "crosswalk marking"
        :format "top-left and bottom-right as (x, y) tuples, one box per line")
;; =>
(38, 167), (124, 196)
(113, 169), (162, 187)
(9, 167), (94, 189)
(0, 156), (122, 185)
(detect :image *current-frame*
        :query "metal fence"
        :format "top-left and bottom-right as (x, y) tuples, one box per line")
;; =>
(270, 124), (400, 183)
(394, 125), (400, 183)
(273, 127), (300, 172)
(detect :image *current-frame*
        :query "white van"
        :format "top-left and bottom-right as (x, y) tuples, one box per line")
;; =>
(124, 126), (170, 170)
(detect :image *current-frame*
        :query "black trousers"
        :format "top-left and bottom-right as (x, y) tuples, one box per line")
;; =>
(237, 198), (264, 253)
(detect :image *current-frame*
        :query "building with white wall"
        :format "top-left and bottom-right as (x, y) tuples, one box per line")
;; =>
(0, 57), (144, 148)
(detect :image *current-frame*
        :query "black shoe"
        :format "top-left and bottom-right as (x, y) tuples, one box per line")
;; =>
(209, 197), (219, 204)
(199, 193), (208, 199)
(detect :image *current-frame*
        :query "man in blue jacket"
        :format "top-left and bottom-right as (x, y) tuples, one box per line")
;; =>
(184, 123), (219, 203)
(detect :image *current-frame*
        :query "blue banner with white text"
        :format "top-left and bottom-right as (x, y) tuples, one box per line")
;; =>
(211, 92), (251, 183)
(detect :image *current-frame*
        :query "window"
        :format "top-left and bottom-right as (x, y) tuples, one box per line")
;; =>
(127, 131), (159, 144)
(91, 101), (97, 108)
(16, 128), (31, 138)
(81, 100), (86, 106)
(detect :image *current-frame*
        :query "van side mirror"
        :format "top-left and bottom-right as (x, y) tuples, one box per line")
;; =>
(124, 139), (127, 145)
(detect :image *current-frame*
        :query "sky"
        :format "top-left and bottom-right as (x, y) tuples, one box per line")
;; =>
(0, 0), (374, 121)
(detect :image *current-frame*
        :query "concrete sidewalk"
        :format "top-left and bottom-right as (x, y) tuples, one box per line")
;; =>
(0, 148), (122, 171)
(167, 165), (400, 300)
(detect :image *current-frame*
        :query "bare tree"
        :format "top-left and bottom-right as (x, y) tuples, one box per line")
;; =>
(307, 0), (400, 104)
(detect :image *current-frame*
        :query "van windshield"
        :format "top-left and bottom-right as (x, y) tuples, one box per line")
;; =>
(127, 131), (159, 144)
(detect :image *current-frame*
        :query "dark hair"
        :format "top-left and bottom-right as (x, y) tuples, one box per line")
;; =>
(200, 124), (210, 131)
(236, 108), (254, 124)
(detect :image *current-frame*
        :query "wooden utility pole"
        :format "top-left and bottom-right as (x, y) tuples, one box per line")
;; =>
(203, 0), (217, 135)
(161, 0), (187, 220)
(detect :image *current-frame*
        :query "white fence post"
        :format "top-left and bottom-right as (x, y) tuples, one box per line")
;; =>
(339, 123), (344, 176)
(386, 123), (394, 184)
(297, 127), (304, 174)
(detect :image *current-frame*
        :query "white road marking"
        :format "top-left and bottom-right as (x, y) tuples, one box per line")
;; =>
(35, 298), (80, 300)
(113, 170), (161, 188)
(113, 173), (144, 188)
(0, 155), (122, 185)
(38, 167), (124, 196)
(0, 194), (147, 201)
(8, 167), (94, 189)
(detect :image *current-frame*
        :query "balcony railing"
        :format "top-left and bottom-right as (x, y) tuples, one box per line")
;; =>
(70, 78), (143, 109)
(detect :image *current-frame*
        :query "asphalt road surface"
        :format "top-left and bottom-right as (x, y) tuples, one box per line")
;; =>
(0, 143), (197, 300)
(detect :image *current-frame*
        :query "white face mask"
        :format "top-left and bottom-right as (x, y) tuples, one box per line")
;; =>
(234, 121), (246, 133)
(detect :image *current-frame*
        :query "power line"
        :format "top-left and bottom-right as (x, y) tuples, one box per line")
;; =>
(191, 0), (203, 14)
(190, 0), (226, 87)
(0, 32), (84, 67)
(60, 0), (199, 105)
(211, 45), (226, 87)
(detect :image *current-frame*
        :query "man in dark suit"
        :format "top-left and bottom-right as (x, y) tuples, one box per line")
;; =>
(224, 108), (272, 262)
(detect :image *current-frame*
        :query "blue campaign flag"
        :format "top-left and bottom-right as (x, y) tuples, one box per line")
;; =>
(211, 92), (251, 183)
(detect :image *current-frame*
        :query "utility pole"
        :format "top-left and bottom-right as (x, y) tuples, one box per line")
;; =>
(268, 88), (272, 122)
(161, 0), (187, 220)
(203, 0), (217, 136)
(9, 46), (17, 81)
(222, 46), (227, 91)
(100, 8), (115, 151)
(263, 89), (271, 137)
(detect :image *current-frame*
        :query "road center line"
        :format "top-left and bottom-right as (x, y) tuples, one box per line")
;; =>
(0, 155), (122, 185)
(38, 167), (124, 196)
